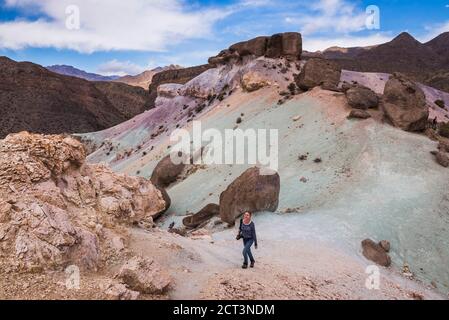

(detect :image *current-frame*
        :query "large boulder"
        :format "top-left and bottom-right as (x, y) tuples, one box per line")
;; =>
(118, 256), (171, 294)
(150, 154), (186, 188)
(219, 167), (280, 224)
(382, 73), (429, 132)
(361, 239), (391, 267)
(346, 85), (379, 109)
(347, 109), (371, 120)
(296, 58), (341, 90)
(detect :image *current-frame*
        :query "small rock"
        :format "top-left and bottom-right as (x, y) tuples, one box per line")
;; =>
(347, 109), (371, 119)
(435, 152), (449, 167)
(379, 240), (391, 252)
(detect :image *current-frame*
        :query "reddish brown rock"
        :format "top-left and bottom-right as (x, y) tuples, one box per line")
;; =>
(150, 154), (186, 188)
(361, 239), (391, 267)
(435, 151), (449, 167)
(347, 109), (372, 119)
(345, 85), (379, 109)
(219, 167), (280, 224)
(383, 73), (429, 132)
(296, 58), (341, 90)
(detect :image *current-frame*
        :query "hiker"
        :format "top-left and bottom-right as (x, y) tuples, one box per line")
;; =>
(236, 211), (258, 269)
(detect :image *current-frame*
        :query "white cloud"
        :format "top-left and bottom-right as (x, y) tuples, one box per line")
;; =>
(285, 0), (368, 35)
(97, 59), (148, 76)
(421, 20), (449, 42)
(304, 33), (393, 52)
(0, 0), (231, 53)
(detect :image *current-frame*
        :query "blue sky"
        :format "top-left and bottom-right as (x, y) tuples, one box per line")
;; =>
(0, 0), (448, 76)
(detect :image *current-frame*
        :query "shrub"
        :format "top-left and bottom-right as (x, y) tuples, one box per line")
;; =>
(439, 122), (449, 138)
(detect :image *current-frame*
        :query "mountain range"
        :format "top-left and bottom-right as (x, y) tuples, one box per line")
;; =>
(0, 57), (152, 138)
(46, 64), (120, 81)
(316, 32), (449, 92)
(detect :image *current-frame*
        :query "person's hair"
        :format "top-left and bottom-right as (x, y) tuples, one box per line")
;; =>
(244, 211), (252, 216)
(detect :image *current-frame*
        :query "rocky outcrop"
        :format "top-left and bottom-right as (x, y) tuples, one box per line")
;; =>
(345, 85), (379, 109)
(0, 132), (167, 272)
(361, 239), (391, 267)
(118, 256), (171, 294)
(383, 73), (429, 131)
(296, 58), (341, 91)
(208, 32), (302, 66)
(219, 167), (280, 224)
(435, 151), (449, 167)
(148, 64), (213, 108)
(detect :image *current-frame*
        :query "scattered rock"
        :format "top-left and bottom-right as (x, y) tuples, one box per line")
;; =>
(361, 239), (391, 267)
(219, 167), (280, 224)
(382, 73), (429, 132)
(435, 151), (449, 167)
(118, 256), (171, 294)
(347, 109), (371, 119)
(241, 72), (269, 92)
(345, 85), (379, 109)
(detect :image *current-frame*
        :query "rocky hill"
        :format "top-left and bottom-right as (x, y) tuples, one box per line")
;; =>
(78, 31), (449, 299)
(115, 65), (182, 89)
(322, 32), (449, 92)
(47, 65), (120, 81)
(3, 31), (449, 300)
(0, 57), (152, 138)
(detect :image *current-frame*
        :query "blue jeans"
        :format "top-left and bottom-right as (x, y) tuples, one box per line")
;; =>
(242, 238), (255, 265)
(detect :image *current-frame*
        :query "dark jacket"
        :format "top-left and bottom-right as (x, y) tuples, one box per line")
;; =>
(239, 220), (257, 246)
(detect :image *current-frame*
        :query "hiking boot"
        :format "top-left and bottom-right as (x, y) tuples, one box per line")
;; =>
(242, 264), (248, 269)
(250, 261), (255, 268)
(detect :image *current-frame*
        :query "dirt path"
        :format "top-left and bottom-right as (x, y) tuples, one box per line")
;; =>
(129, 223), (444, 300)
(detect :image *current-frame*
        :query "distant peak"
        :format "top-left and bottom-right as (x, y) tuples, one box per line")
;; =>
(392, 32), (419, 43)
